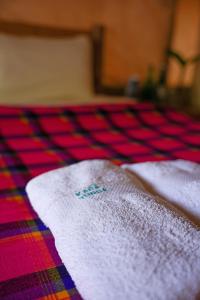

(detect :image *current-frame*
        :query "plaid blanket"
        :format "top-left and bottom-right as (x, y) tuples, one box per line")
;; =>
(0, 102), (200, 299)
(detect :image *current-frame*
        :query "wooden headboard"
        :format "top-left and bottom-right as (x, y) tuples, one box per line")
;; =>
(0, 20), (104, 94)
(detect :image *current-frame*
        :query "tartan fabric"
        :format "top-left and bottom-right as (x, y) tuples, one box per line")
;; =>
(0, 101), (200, 299)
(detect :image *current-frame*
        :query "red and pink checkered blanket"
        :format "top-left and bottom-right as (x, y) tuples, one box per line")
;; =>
(0, 102), (200, 299)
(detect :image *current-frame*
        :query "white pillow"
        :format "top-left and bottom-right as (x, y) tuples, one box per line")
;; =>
(0, 34), (94, 104)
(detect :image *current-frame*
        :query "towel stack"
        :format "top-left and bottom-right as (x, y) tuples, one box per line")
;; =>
(26, 159), (200, 300)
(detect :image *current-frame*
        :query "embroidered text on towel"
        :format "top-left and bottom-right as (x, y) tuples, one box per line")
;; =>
(75, 183), (107, 199)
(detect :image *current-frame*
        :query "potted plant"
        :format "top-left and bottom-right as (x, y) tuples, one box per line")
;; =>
(167, 49), (200, 108)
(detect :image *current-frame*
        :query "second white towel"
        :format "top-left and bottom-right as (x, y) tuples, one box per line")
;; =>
(123, 159), (200, 224)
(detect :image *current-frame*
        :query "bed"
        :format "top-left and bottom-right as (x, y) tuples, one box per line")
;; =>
(1, 101), (200, 299)
(0, 22), (200, 300)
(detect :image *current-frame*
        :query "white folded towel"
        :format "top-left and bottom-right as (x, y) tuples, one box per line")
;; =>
(123, 159), (200, 225)
(26, 160), (200, 300)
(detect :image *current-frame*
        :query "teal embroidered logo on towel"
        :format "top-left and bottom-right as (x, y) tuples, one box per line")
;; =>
(75, 183), (107, 199)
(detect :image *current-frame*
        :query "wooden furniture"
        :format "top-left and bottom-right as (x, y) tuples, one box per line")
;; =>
(0, 20), (106, 94)
(0, 20), (126, 96)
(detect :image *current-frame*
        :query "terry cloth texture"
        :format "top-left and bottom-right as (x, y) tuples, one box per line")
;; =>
(26, 159), (200, 300)
(123, 159), (200, 225)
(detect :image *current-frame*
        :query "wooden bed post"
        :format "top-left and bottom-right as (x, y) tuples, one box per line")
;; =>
(191, 33), (200, 114)
(91, 25), (104, 94)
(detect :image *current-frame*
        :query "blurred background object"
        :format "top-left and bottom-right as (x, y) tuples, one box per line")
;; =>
(125, 75), (140, 98)
(0, 0), (174, 86)
(140, 65), (157, 102)
(191, 16), (200, 114)
(0, 0), (199, 112)
(166, 0), (200, 114)
(167, 0), (200, 88)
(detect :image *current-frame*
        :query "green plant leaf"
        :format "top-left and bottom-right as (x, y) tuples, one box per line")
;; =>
(167, 49), (187, 66)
